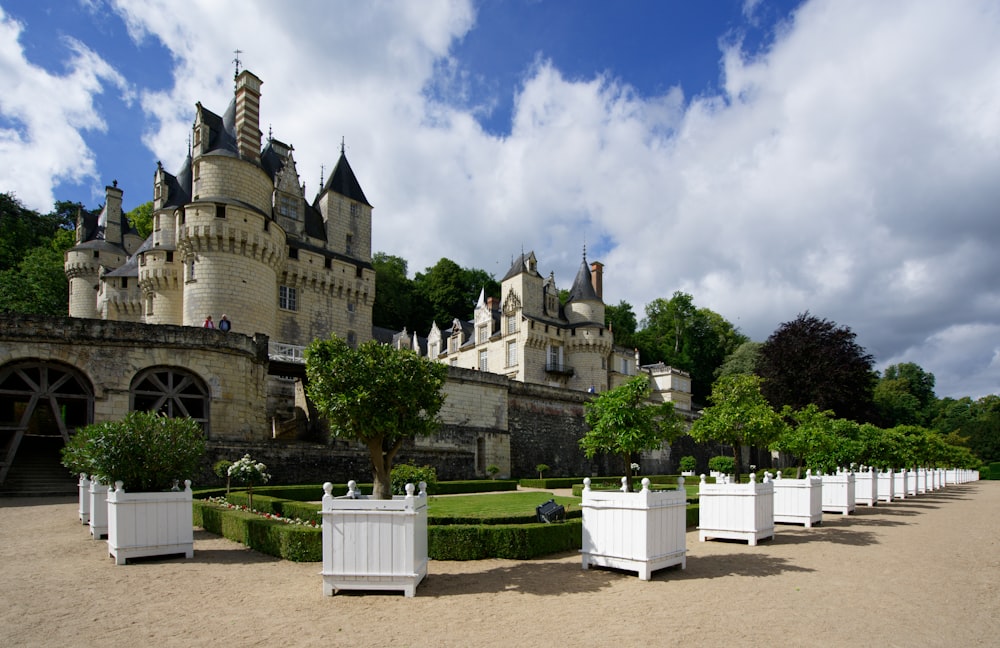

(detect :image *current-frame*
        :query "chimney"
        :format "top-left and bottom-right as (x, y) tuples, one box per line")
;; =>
(487, 296), (497, 312)
(590, 261), (604, 300)
(103, 181), (124, 245)
(235, 70), (263, 164)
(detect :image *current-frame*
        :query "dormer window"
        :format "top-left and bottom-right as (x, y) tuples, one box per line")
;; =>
(277, 194), (299, 220)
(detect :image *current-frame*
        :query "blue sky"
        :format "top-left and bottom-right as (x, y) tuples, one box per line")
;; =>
(2, 0), (999, 400)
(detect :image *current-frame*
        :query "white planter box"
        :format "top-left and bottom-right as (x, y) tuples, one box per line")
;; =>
(772, 471), (823, 527)
(821, 471), (856, 516)
(893, 469), (908, 500)
(581, 477), (687, 580)
(877, 469), (894, 502)
(321, 481), (428, 597)
(917, 469), (927, 494)
(698, 473), (774, 546)
(107, 480), (194, 565)
(905, 469), (918, 496)
(78, 473), (91, 524)
(681, 471), (696, 477)
(88, 481), (109, 539)
(854, 468), (878, 507)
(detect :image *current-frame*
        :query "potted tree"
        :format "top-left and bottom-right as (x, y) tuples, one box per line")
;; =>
(578, 375), (686, 579)
(305, 337), (447, 597)
(64, 411), (205, 564)
(678, 455), (697, 477)
(690, 375), (783, 545)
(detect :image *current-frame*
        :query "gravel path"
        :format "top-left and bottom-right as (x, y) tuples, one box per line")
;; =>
(1, 482), (997, 647)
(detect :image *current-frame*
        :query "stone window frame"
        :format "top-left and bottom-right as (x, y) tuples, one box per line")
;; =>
(506, 340), (517, 368)
(279, 285), (298, 311)
(478, 349), (488, 372)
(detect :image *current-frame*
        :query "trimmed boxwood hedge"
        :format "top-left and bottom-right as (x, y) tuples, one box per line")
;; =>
(429, 520), (582, 560)
(193, 500), (321, 562)
(193, 499), (584, 561)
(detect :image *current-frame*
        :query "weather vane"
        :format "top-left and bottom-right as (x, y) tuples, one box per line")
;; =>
(233, 48), (243, 82)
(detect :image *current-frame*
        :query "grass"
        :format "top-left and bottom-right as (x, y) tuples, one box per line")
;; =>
(428, 491), (581, 518)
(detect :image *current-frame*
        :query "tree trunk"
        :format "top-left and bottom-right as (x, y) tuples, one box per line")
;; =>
(623, 454), (634, 492)
(733, 443), (742, 483)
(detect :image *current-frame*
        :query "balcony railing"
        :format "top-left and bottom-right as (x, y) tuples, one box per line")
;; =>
(270, 342), (306, 364)
(545, 362), (574, 376)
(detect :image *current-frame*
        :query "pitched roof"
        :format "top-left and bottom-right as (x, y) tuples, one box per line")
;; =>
(322, 151), (370, 206)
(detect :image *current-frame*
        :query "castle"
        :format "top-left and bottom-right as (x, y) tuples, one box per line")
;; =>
(65, 70), (374, 351)
(0, 69), (696, 492)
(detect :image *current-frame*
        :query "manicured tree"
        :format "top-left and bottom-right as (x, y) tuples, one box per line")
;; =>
(771, 404), (837, 477)
(305, 336), (447, 499)
(689, 374), (785, 482)
(580, 374), (683, 492)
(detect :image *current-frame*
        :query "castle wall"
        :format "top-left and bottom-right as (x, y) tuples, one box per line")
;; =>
(0, 314), (269, 441)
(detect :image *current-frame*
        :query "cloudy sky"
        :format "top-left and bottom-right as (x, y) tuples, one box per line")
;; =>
(2, 0), (998, 400)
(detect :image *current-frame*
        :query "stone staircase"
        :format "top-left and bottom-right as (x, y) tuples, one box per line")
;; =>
(0, 436), (78, 497)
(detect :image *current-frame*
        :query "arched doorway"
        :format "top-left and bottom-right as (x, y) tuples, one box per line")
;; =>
(130, 367), (210, 434)
(0, 361), (94, 486)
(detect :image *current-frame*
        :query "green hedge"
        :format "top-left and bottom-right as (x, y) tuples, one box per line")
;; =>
(429, 508), (582, 526)
(193, 500), (321, 561)
(429, 519), (582, 560)
(194, 499), (582, 561)
(990, 463), (1000, 480)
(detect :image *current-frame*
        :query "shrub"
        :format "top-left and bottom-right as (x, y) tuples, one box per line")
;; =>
(62, 411), (205, 491)
(391, 462), (438, 495)
(679, 456), (697, 473)
(213, 459), (233, 494)
(708, 455), (735, 475)
(536, 463), (550, 479)
(486, 464), (500, 479)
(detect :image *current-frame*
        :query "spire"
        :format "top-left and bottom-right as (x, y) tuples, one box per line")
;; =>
(476, 287), (486, 309)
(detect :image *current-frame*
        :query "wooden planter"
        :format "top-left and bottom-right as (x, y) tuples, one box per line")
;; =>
(893, 469), (908, 500)
(821, 470), (856, 516)
(106, 480), (194, 565)
(321, 481), (428, 597)
(917, 469), (928, 494)
(772, 471), (823, 527)
(854, 467), (878, 507)
(78, 473), (91, 524)
(581, 477), (687, 580)
(88, 480), (109, 539)
(905, 469), (918, 497)
(698, 473), (774, 546)
(877, 469), (895, 503)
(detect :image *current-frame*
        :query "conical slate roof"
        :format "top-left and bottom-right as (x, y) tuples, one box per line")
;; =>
(322, 151), (370, 206)
(567, 255), (599, 303)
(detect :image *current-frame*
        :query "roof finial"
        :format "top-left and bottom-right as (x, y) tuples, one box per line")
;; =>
(340, 136), (345, 155)
(268, 124), (273, 141)
(233, 49), (243, 83)
(320, 164), (325, 188)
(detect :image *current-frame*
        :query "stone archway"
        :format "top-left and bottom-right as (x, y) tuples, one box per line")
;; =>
(0, 361), (94, 485)
(130, 366), (210, 433)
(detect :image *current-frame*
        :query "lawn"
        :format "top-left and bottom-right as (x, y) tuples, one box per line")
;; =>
(427, 491), (581, 518)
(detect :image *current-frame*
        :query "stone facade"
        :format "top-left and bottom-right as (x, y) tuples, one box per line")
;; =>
(425, 251), (644, 395)
(65, 69), (374, 351)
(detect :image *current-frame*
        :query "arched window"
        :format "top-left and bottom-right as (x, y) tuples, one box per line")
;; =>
(130, 367), (210, 432)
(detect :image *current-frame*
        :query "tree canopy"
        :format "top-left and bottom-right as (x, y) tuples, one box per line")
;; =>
(605, 299), (638, 350)
(756, 312), (876, 422)
(689, 374), (785, 481)
(0, 193), (79, 316)
(580, 374), (683, 491)
(635, 291), (747, 403)
(304, 336), (447, 499)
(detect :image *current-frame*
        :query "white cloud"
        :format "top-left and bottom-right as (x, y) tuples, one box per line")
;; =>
(4, 0), (997, 399)
(0, 7), (131, 211)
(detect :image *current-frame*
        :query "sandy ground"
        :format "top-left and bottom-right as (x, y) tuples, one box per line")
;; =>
(1, 482), (998, 648)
